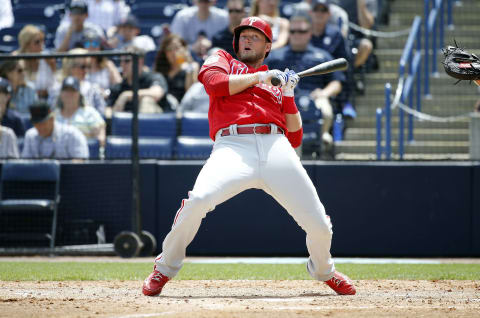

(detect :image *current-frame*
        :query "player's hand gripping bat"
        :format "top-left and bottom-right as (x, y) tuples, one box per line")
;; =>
(271, 58), (349, 86)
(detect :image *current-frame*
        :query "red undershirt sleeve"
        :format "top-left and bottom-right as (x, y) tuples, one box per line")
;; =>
(287, 128), (303, 148)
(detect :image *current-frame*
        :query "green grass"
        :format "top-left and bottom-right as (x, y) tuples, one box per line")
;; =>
(0, 262), (479, 281)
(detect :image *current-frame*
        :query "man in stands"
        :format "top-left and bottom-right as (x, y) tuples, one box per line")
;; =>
(55, 0), (104, 52)
(211, 0), (246, 57)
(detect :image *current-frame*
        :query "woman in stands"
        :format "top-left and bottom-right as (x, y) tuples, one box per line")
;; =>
(49, 48), (107, 116)
(55, 76), (106, 147)
(0, 60), (37, 114)
(14, 25), (57, 101)
(83, 30), (122, 98)
(249, 0), (289, 50)
(154, 34), (199, 105)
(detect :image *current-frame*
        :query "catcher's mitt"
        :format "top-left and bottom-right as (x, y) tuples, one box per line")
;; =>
(442, 42), (480, 84)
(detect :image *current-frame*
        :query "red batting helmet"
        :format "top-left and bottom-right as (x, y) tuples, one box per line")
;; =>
(233, 16), (273, 58)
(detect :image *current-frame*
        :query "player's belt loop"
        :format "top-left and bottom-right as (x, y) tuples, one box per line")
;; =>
(270, 123), (278, 134)
(253, 123), (260, 135)
(229, 124), (238, 136)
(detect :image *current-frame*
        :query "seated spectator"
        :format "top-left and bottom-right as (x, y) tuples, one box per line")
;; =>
(0, 0), (13, 31)
(154, 34), (199, 104)
(335, 0), (375, 69)
(107, 46), (170, 116)
(309, 0), (356, 118)
(178, 82), (209, 114)
(297, 0), (350, 38)
(14, 25), (57, 100)
(170, 0), (228, 60)
(267, 13), (345, 145)
(55, 76), (106, 146)
(55, 0), (104, 52)
(83, 30), (122, 97)
(0, 124), (19, 158)
(0, 78), (25, 137)
(211, 0), (246, 57)
(108, 15), (156, 52)
(0, 60), (37, 114)
(49, 48), (106, 115)
(249, 0), (289, 50)
(22, 101), (89, 160)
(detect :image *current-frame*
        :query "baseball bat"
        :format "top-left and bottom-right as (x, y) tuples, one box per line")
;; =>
(271, 58), (349, 86)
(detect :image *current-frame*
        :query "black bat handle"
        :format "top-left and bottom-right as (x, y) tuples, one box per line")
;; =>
(271, 76), (281, 86)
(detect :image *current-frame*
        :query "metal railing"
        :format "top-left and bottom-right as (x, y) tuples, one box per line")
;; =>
(376, 0), (454, 160)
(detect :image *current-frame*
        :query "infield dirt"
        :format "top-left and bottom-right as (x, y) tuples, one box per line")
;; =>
(1, 280), (479, 318)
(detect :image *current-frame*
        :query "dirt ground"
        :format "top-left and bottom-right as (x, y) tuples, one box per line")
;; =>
(1, 279), (479, 318)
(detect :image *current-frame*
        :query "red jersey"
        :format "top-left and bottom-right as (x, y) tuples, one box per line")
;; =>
(198, 50), (288, 140)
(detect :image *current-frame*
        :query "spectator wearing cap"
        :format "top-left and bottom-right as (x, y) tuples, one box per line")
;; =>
(22, 101), (89, 160)
(0, 78), (25, 138)
(309, 0), (356, 118)
(14, 24), (57, 100)
(49, 48), (106, 116)
(83, 30), (122, 97)
(54, 0), (105, 52)
(267, 13), (345, 145)
(55, 76), (106, 146)
(211, 0), (246, 57)
(0, 60), (38, 114)
(107, 45), (170, 116)
(170, 0), (228, 59)
(108, 14), (156, 52)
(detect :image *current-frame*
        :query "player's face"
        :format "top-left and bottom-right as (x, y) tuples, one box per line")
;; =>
(237, 29), (271, 64)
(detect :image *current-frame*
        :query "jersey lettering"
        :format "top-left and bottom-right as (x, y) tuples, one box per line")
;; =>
(230, 60), (248, 75)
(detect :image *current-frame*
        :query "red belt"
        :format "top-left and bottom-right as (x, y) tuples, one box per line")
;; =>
(220, 125), (284, 137)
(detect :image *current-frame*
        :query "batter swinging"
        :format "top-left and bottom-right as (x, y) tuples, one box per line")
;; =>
(143, 17), (356, 296)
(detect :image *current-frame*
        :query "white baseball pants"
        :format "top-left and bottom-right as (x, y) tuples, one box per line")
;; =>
(155, 125), (335, 281)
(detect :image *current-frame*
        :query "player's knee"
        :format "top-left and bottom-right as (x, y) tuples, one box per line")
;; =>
(186, 192), (215, 215)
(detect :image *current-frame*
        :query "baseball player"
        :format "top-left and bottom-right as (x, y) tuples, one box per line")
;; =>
(143, 17), (356, 296)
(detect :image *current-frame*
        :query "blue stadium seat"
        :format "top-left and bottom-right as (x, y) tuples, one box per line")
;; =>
(0, 27), (20, 52)
(175, 136), (213, 160)
(296, 95), (323, 157)
(0, 160), (60, 250)
(180, 112), (209, 137)
(144, 50), (157, 69)
(111, 112), (177, 138)
(13, 5), (61, 35)
(105, 136), (174, 159)
(87, 139), (100, 159)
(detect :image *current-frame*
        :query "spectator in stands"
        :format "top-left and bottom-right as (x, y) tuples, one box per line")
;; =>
(108, 14), (156, 52)
(154, 34), (199, 105)
(107, 45), (170, 116)
(55, 76), (106, 146)
(170, 0), (228, 60)
(22, 101), (89, 160)
(333, 0), (375, 69)
(249, 0), (290, 50)
(55, 0), (104, 52)
(0, 0), (14, 31)
(0, 60), (37, 114)
(14, 25), (57, 101)
(309, 0), (356, 118)
(267, 13), (344, 145)
(0, 78), (25, 138)
(50, 48), (106, 116)
(0, 123), (19, 158)
(83, 30), (122, 97)
(297, 0), (350, 38)
(211, 0), (246, 57)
